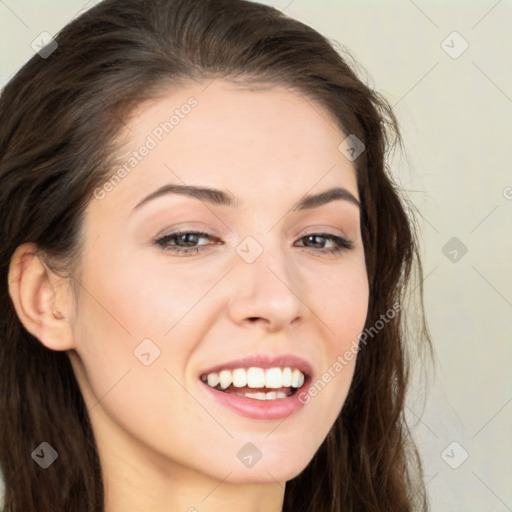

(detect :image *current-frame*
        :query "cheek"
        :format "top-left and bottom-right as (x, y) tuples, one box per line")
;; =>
(69, 265), (212, 464)
(311, 254), (369, 347)
(295, 256), (369, 422)
(68, 244), (228, 437)
(73, 239), (215, 355)
(324, 280), (368, 337)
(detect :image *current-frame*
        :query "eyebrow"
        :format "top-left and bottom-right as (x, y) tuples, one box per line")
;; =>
(132, 184), (360, 211)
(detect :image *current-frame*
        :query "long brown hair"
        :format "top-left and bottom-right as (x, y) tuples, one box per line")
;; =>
(0, 0), (430, 510)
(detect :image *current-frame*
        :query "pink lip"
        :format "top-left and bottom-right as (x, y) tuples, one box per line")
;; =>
(198, 354), (313, 421)
(199, 354), (314, 378)
(200, 380), (311, 420)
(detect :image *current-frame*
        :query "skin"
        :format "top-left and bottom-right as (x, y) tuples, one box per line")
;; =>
(9, 80), (369, 512)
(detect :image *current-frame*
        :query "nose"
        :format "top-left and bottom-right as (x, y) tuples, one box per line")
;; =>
(227, 242), (306, 332)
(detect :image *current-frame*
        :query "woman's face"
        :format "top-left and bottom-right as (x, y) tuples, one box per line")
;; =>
(68, 80), (369, 485)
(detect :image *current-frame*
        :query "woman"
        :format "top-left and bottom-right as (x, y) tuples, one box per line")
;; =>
(0, 0), (431, 510)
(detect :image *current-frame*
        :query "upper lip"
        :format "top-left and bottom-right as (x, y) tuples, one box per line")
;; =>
(199, 354), (314, 379)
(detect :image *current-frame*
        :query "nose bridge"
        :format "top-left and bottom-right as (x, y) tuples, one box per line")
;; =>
(244, 232), (295, 288)
(228, 233), (305, 329)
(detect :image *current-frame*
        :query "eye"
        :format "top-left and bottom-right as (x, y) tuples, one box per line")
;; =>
(294, 233), (354, 254)
(155, 231), (221, 255)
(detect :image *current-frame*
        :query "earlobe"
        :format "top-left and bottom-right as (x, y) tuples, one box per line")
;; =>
(7, 243), (75, 351)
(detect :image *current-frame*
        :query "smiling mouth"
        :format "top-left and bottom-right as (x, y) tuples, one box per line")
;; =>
(200, 367), (306, 400)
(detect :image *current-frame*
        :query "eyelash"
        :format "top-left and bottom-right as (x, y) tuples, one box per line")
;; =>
(154, 230), (354, 256)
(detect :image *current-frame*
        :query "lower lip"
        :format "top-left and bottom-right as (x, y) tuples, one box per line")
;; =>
(200, 380), (310, 420)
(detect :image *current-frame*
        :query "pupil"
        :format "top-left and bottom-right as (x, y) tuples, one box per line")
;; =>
(308, 235), (323, 248)
(180, 234), (197, 246)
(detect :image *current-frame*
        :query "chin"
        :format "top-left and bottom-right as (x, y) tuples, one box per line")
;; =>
(215, 449), (317, 485)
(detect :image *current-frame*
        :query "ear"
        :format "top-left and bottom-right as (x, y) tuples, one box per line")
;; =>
(7, 243), (75, 351)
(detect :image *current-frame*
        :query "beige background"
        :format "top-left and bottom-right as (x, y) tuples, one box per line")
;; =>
(1, 1), (511, 510)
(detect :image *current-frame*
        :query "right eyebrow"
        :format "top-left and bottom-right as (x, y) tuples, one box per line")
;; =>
(133, 184), (240, 211)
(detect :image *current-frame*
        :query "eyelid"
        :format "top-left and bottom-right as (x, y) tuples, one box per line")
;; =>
(152, 221), (222, 240)
(298, 226), (351, 240)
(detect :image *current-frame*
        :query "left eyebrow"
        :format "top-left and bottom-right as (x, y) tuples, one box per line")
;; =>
(132, 184), (360, 212)
(293, 187), (360, 211)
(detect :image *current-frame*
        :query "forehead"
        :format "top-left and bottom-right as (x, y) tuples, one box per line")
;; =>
(101, 79), (358, 211)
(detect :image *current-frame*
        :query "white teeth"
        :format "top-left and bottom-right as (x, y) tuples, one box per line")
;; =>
(291, 369), (304, 388)
(219, 370), (232, 390)
(207, 373), (219, 387)
(232, 368), (247, 387)
(244, 391), (287, 400)
(247, 367), (265, 388)
(201, 366), (306, 393)
(245, 392), (267, 400)
(265, 368), (283, 389)
(281, 367), (292, 387)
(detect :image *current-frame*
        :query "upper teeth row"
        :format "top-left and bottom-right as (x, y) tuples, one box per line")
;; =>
(202, 367), (305, 390)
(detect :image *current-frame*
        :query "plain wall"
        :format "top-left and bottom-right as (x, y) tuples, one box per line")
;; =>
(1, 1), (511, 510)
